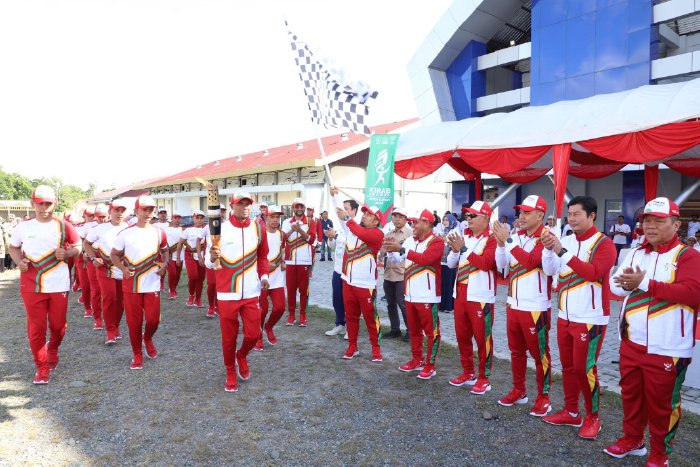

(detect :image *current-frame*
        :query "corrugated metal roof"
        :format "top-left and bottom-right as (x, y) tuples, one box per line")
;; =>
(489, 1), (531, 52)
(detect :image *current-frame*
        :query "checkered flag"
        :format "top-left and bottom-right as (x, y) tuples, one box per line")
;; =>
(287, 22), (378, 136)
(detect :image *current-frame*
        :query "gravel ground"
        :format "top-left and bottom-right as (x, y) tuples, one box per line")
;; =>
(1, 268), (699, 466)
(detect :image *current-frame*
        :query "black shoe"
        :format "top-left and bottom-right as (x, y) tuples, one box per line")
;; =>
(384, 330), (401, 339)
(320, 258), (325, 261)
(326, 257), (332, 261)
(402, 332), (411, 342)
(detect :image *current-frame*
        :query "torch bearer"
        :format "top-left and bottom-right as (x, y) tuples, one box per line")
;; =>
(195, 177), (222, 270)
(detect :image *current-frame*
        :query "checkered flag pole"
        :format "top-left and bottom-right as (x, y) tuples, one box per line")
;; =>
(287, 22), (378, 136)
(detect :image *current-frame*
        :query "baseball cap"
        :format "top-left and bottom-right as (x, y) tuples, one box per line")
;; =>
(134, 195), (157, 210)
(219, 204), (226, 210)
(417, 209), (435, 224)
(259, 201), (268, 208)
(392, 207), (408, 217)
(84, 205), (96, 216)
(230, 191), (254, 204)
(157, 207), (167, 213)
(109, 198), (131, 210)
(361, 205), (382, 221)
(172, 210), (183, 217)
(514, 195), (547, 212)
(32, 185), (57, 203)
(306, 206), (315, 212)
(193, 209), (205, 217)
(292, 197), (305, 207)
(465, 200), (493, 217)
(638, 197), (680, 218)
(95, 204), (109, 217)
(267, 205), (284, 215)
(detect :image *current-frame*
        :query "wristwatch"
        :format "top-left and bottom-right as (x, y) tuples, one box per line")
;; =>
(557, 248), (568, 257)
(506, 238), (513, 244)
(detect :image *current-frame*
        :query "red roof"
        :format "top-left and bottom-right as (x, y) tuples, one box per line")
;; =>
(139, 119), (418, 188)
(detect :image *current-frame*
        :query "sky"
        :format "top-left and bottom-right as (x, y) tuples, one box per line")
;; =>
(0, 0), (453, 192)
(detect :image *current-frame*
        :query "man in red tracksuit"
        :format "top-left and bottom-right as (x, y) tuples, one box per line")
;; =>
(206, 191), (269, 392)
(331, 187), (384, 362)
(85, 204), (108, 330)
(384, 209), (445, 380)
(282, 197), (315, 326)
(9, 185), (82, 384)
(604, 197), (700, 466)
(76, 206), (97, 317)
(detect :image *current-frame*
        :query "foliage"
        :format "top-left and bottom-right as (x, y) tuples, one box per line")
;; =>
(0, 167), (95, 212)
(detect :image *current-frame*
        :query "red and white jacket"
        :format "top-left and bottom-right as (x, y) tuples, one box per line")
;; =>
(282, 216), (315, 265)
(542, 226), (616, 325)
(496, 224), (551, 312)
(266, 228), (285, 290)
(390, 232), (443, 303)
(610, 236), (700, 358)
(340, 219), (383, 289)
(205, 216), (269, 300)
(446, 228), (497, 304)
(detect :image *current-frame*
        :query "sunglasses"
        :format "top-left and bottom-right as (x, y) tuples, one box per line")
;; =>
(466, 214), (480, 219)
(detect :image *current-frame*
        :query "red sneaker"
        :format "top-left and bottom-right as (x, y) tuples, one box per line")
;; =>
(33, 368), (50, 385)
(104, 337), (117, 346)
(115, 331), (123, 340)
(529, 395), (552, 417)
(298, 319), (308, 327)
(83, 309), (92, 318)
(448, 372), (476, 387)
(342, 346), (360, 360)
(264, 327), (278, 346)
(543, 409), (582, 427)
(398, 359), (424, 372)
(498, 388), (529, 407)
(236, 350), (250, 380)
(254, 338), (264, 352)
(470, 378), (491, 395)
(130, 354), (143, 370)
(143, 338), (158, 359)
(186, 295), (195, 306)
(578, 414), (601, 439)
(168, 291), (177, 300)
(47, 349), (58, 372)
(195, 299), (204, 308)
(206, 306), (217, 318)
(645, 452), (669, 467)
(371, 347), (383, 362)
(603, 437), (647, 459)
(285, 317), (295, 326)
(417, 364), (437, 380)
(93, 319), (103, 331)
(225, 372), (238, 392)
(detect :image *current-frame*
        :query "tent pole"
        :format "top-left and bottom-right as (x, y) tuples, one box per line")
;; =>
(547, 175), (574, 205)
(675, 178), (700, 208)
(490, 183), (520, 210)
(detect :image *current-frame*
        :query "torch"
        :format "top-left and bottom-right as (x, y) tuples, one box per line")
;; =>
(195, 177), (222, 270)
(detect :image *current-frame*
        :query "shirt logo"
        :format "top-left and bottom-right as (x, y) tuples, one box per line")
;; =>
(529, 327), (536, 335)
(477, 310), (482, 318)
(580, 333), (587, 342)
(664, 363), (672, 372)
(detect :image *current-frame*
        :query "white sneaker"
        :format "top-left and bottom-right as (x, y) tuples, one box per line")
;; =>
(343, 332), (348, 340)
(325, 325), (346, 336)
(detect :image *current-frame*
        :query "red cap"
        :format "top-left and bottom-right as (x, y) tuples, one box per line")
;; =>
(464, 201), (493, 217)
(230, 191), (254, 204)
(638, 197), (680, 218)
(361, 205), (381, 221)
(32, 185), (57, 204)
(417, 209), (435, 224)
(514, 195), (547, 212)
(134, 195), (157, 210)
(109, 198), (131, 210)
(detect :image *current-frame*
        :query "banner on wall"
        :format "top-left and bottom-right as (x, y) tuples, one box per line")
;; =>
(365, 134), (399, 226)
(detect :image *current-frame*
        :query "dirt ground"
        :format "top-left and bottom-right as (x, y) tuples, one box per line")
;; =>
(1, 268), (699, 466)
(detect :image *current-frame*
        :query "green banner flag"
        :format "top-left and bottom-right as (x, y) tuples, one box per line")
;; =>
(365, 134), (399, 226)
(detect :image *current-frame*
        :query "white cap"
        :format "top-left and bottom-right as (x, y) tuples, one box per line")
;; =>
(391, 207), (408, 217)
(292, 197), (305, 207)
(95, 204), (109, 217)
(193, 209), (205, 217)
(267, 205), (284, 215)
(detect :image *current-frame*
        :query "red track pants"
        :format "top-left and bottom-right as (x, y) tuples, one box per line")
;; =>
(343, 282), (381, 349)
(218, 298), (261, 372)
(206, 268), (217, 308)
(96, 269), (124, 341)
(21, 291), (68, 371)
(260, 287), (285, 330)
(76, 257), (91, 312)
(406, 302), (441, 365)
(619, 339), (690, 456)
(184, 255), (205, 299)
(122, 291), (160, 357)
(454, 284), (493, 378)
(86, 260), (102, 322)
(167, 259), (182, 293)
(285, 264), (310, 321)
(506, 306), (551, 396)
(557, 319), (606, 415)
